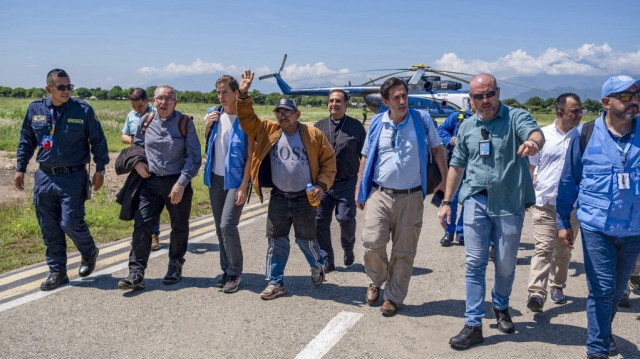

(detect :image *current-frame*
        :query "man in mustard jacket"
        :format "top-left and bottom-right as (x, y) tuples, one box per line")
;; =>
(236, 70), (336, 300)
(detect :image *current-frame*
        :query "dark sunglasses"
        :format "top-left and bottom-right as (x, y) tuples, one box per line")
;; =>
(471, 88), (498, 101)
(611, 91), (640, 102)
(51, 84), (74, 91)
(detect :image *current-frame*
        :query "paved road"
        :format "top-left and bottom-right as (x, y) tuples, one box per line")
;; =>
(1, 195), (639, 358)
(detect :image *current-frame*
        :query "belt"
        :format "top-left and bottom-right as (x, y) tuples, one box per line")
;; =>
(372, 184), (422, 195)
(334, 176), (356, 183)
(273, 188), (307, 199)
(39, 164), (86, 174)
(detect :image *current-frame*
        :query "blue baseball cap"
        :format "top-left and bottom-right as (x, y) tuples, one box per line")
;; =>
(274, 98), (298, 111)
(601, 75), (640, 98)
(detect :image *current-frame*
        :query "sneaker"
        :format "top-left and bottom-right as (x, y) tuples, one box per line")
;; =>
(449, 324), (484, 350)
(118, 270), (145, 290)
(163, 259), (183, 285)
(618, 292), (631, 308)
(457, 235), (464, 245)
(40, 271), (70, 291)
(311, 265), (325, 286)
(609, 333), (618, 356)
(216, 273), (228, 288)
(440, 234), (453, 247)
(493, 307), (515, 334)
(550, 287), (567, 304)
(151, 233), (160, 251)
(222, 276), (241, 293)
(630, 275), (640, 291)
(260, 283), (285, 300)
(488, 245), (495, 261)
(527, 295), (544, 312)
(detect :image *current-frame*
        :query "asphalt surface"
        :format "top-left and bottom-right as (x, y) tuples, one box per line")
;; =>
(1, 194), (639, 358)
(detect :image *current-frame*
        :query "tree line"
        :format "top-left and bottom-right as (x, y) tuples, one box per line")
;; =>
(0, 85), (603, 112)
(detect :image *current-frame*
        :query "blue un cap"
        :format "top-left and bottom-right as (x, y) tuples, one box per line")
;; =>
(274, 98), (298, 111)
(601, 75), (640, 98)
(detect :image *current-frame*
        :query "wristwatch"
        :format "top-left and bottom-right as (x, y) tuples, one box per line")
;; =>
(441, 200), (452, 206)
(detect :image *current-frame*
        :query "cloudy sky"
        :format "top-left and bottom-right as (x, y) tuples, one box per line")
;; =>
(1, 0), (639, 92)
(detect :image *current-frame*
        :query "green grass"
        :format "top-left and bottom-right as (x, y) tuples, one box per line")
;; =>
(0, 96), (598, 273)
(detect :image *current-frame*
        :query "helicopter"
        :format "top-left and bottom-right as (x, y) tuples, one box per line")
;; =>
(259, 54), (473, 118)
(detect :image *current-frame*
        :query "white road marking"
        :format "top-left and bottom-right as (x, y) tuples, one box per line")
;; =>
(294, 311), (363, 359)
(0, 213), (266, 313)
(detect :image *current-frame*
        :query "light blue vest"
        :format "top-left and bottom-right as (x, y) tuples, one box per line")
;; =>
(203, 107), (250, 190)
(357, 108), (429, 203)
(577, 115), (640, 236)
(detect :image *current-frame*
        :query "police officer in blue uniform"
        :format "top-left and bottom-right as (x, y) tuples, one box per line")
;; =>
(14, 68), (109, 291)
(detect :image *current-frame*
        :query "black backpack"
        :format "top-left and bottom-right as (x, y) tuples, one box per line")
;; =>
(579, 119), (596, 154)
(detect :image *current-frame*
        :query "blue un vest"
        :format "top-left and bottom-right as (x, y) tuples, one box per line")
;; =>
(203, 107), (249, 190)
(577, 115), (640, 236)
(357, 108), (430, 203)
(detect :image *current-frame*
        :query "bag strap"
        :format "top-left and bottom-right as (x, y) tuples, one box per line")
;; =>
(580, 119), (596, 155)
(140, 111), (155, 133)
(178, 114), (192, 139)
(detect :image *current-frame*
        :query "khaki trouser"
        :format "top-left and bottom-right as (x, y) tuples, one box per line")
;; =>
(527, 204), (579, 302)
(361, 189), (423, 305)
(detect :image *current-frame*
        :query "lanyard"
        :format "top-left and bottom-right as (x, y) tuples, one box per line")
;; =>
(613, 132), (634, 167)
(390, 116), (410, 149)
(49, 108), (57, 137)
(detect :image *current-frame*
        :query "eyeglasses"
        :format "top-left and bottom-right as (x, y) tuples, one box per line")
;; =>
(274, 110), (295, 117)
(610, 91), (640, 102)
(51, 84), (74, 91)
(471, 88), (498, 101)
(154, 97), (175, 103)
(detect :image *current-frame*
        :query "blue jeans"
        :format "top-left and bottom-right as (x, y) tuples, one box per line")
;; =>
(265, 237), (325, 285)
(445, 184), (464, 237)
(581, 227), (640, 356)
(463, 193), (524, 326)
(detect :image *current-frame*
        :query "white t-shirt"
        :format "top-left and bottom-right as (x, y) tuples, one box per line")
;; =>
(212, 113), (236, 176)
(270, 130), (312, 192)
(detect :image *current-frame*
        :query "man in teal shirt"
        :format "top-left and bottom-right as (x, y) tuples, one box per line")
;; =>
(438, 73), (545, 349)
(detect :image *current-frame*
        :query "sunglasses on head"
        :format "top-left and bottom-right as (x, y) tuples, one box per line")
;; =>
(611, 91), (640, 102)
(471, 88), (498, 101)
(51, 84), (74, 91)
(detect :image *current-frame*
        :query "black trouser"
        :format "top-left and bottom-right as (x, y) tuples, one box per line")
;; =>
(129, 174), (192, 271)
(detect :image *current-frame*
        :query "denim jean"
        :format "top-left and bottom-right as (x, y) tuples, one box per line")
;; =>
(264, 190), (325, 284)
(580, 227), (640, 356)
(463, 193), (524, 326)
(445, 184), (464, 237)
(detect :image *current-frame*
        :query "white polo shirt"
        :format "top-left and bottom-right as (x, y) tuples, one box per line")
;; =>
(530, 120), (577, 206)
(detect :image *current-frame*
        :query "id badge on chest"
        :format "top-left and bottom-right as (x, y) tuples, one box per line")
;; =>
(618, 173), (630, 190)
(479, 140), (491, 158)
(41, 135), (53, 150)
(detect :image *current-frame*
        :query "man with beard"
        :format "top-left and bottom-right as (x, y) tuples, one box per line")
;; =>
(438, 73), (544, 349)
(556, 76), (640, 358)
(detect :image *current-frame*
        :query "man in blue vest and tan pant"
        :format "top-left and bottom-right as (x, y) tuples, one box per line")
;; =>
(557, 75), (640, 359)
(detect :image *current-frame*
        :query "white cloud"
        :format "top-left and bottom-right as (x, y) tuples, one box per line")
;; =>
(137, 59), (269, 78)
(433, 43), (640, 79)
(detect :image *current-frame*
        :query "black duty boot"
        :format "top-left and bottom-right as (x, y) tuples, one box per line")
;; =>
(163, 259), (183, 285)
(40, 272), (70, 291)
(494, 307), (515, 334)
(449, 324), (484, 349)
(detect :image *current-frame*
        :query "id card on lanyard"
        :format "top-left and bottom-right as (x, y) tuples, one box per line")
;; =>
(41, 108), (56, 150)
(615, 133), (633, 190)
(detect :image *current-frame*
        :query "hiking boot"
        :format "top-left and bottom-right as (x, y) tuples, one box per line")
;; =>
(222, 276), (241, 293)
(449, 325), (484, 349)
(311, 265), (325, 286)
(40, 271), (69, 291)
(550, 287), (567, 304)
(493, 307), (515, 334)
(118, 270), (145, 290)
(527, 295), (544, 312)
(163, 259), (183, 285)
(440, 234), (453, 247)
(150, 234), (160, 251)
(260, 283), (285, 300)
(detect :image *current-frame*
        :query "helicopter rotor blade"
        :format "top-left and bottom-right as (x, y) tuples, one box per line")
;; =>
(360, 70), (409, 85)
(278, 54), (287, 74)
(408, 69), (425, 85)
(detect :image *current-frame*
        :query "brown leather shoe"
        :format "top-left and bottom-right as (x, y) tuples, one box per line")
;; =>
(151, 234), (160, 251)
(380, 299), (399, 316)
(366, 284), (380, 303)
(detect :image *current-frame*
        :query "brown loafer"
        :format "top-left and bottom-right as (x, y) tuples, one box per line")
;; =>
(151, 234), (160, 251)
(366, 284), (380, 303)
(380, 299), (399, 316)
